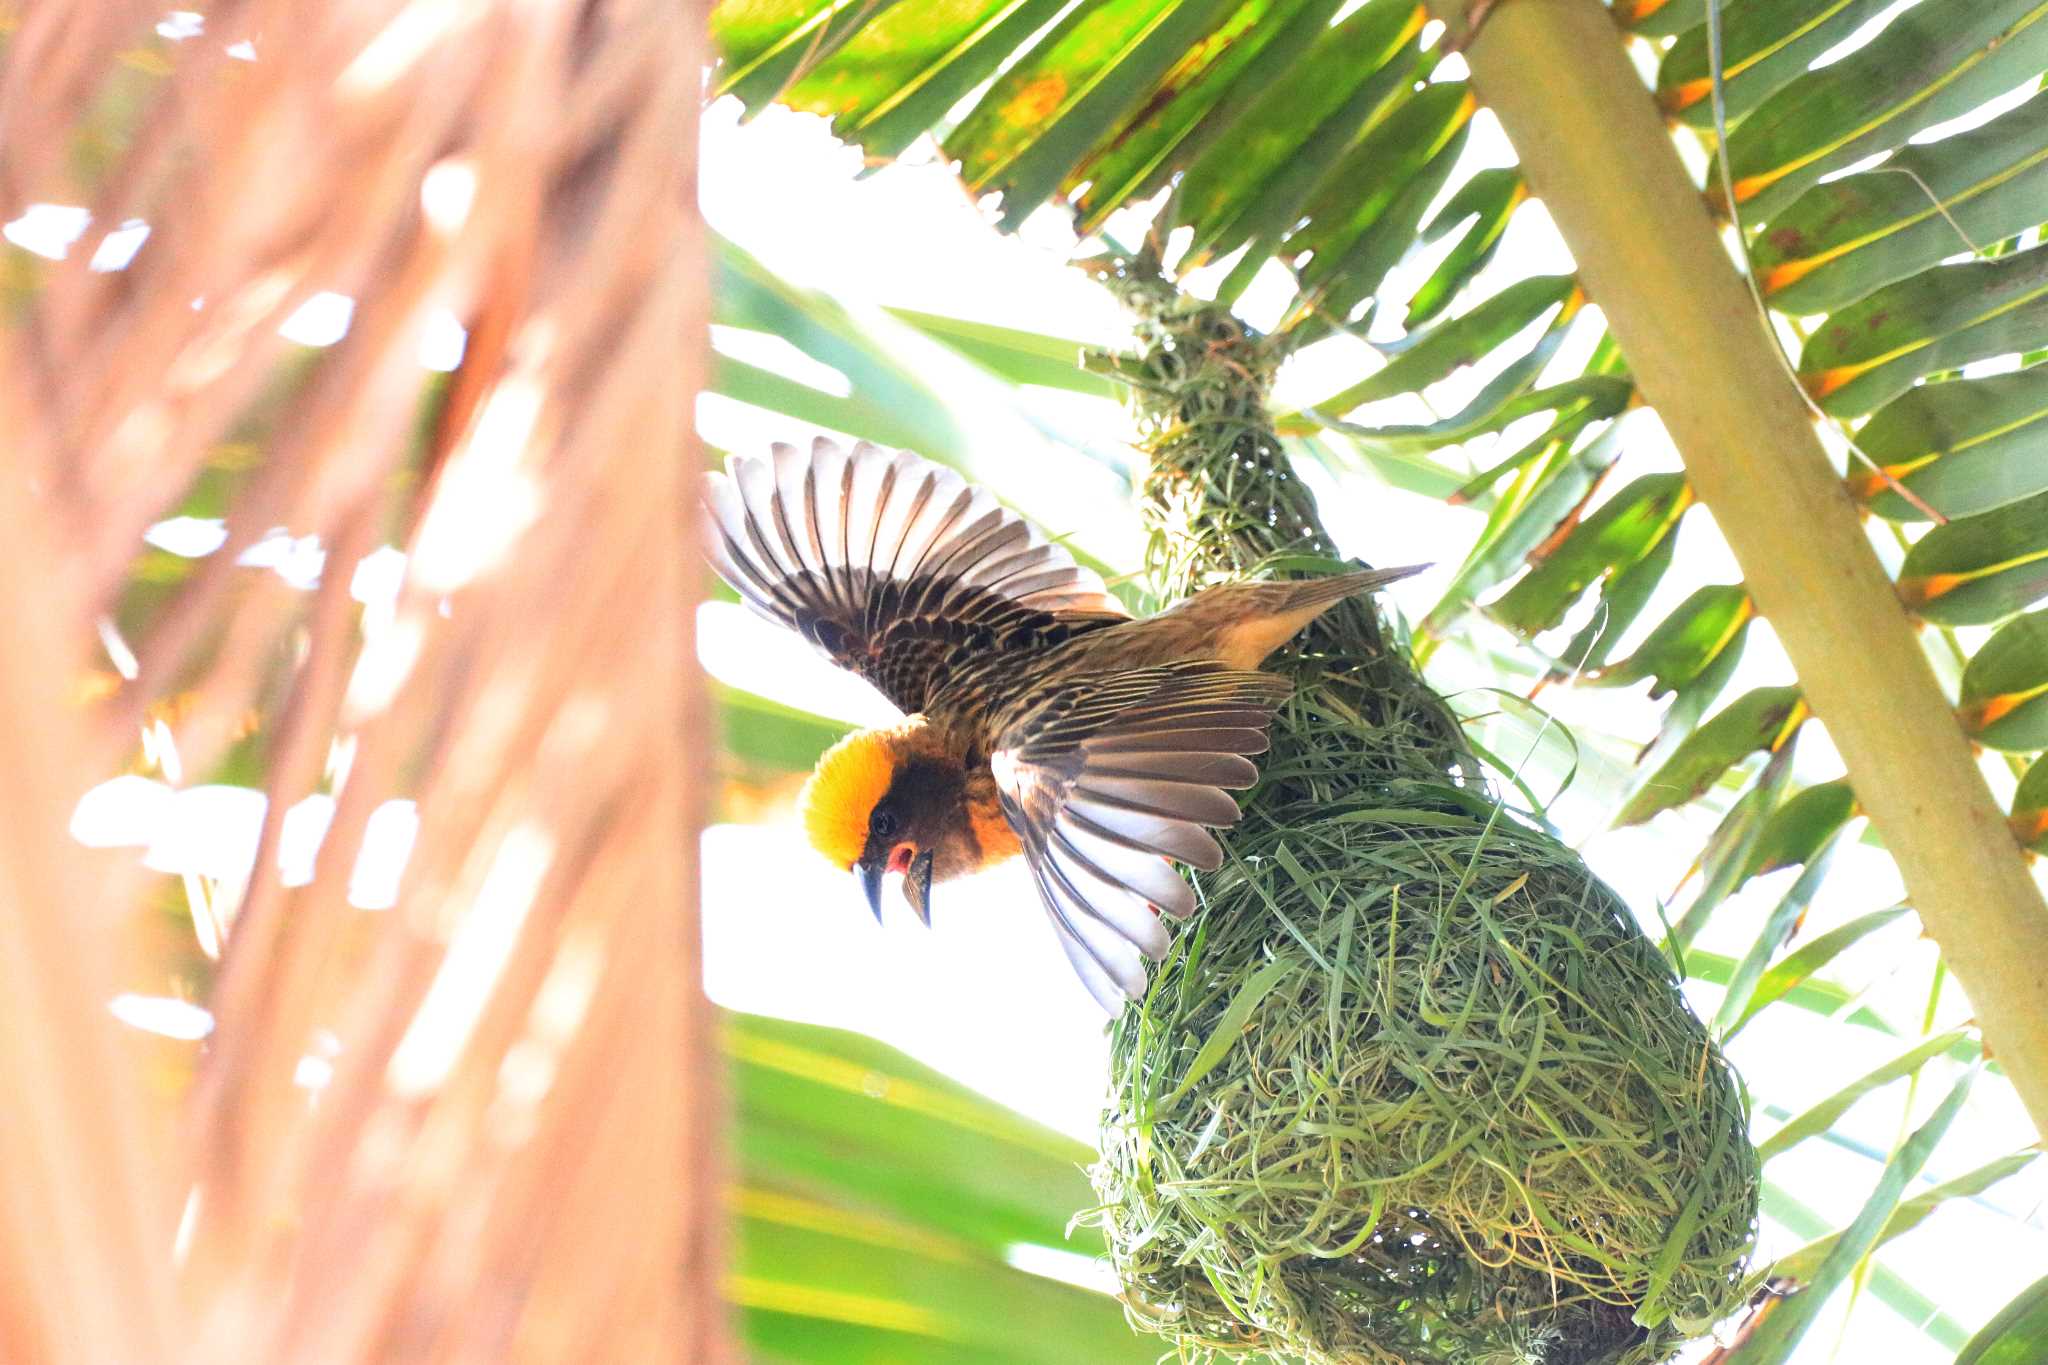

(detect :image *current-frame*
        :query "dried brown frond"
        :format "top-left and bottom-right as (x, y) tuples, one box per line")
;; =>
(0, 2), (723, 1359)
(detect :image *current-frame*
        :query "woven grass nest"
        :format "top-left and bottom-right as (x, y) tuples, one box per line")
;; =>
(1082, 259), (1759, 1365)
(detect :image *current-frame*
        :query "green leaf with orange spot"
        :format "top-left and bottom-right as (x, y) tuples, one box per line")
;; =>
(713, 0), (1069, 162)
(1959, 611), (2048, 751)
(1749, 87), (2048, 316)
(1716, 0), (2048, 221)
(1069, 0), (1341, 232)
(860, 0), (1089, 162)
(1592, 583), (1754, 696)
(950, 0), (1250, 229)
(1208, 44), (1433, 304)
(1898, 488), (2048, 626)
(1852, 370), (2048, 522)
(1618, 0), (1701, 37)
(1798, 244), (2048, 418)
(1168, 0), (1426, 259)
(846, 0), (1078, 161)
(1443, 381), (1609, 504)
(1616, 685), (1808, 827)
(943, 0), (1167, 188)
(1490, 472), (1691, 636)
(1419, 422), (1628, 635)
(2013, 754), (2048, 854)
(1743, 778), (1858, 881)
(1658, 0), (1897, 131)
(1555, 521), (1682, 677)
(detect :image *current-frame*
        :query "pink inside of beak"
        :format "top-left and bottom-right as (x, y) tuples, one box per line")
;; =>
(886, 843), (916, 875)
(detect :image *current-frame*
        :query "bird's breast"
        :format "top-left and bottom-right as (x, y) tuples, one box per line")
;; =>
(964, 775), (1023, 867)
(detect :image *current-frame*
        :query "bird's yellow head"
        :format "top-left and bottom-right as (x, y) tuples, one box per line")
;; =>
(799, 727), (901, 872)
(797, 719), (964, 925)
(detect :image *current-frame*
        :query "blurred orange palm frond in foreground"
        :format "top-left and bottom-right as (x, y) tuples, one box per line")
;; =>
(0, 1), (724, 1359)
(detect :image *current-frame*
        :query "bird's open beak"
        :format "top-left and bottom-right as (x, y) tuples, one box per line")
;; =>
(901, 849), (935, 926)
(856, 847), (933, 925)
(857, 858), (886, 924)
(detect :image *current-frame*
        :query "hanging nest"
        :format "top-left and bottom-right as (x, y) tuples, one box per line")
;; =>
(1082, 259), (1759, 1365)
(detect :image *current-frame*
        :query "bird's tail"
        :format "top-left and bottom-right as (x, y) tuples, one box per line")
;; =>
(1189, 563), (1430, 669)
(1264, 563), (1428, 614)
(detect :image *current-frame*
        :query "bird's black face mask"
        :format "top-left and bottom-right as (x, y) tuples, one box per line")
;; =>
(854, 800), (935, 926)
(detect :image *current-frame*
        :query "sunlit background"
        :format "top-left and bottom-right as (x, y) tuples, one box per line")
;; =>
(691, 50), (2048, 1354)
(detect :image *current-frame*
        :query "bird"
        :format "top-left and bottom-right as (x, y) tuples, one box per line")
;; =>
(701, 437), (1423, 1010)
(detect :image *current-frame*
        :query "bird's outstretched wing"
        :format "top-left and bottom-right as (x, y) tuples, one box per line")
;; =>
(988, 664), (1291, 1010)
(702, 438), (1129, 715)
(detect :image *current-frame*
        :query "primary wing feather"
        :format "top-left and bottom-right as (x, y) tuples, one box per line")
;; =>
(703, 439), (1128, 714)
(989, 663), (1291, 1010)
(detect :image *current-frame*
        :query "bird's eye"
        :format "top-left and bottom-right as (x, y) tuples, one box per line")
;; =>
(871, 808), (899, 841)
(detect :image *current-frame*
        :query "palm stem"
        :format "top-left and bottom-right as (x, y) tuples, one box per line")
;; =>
(1426, 0), (2048, 1138)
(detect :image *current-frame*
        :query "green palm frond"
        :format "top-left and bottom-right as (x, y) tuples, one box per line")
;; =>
(726, 1012), (1157, 1363)
(705, 3), (2048, 1357)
